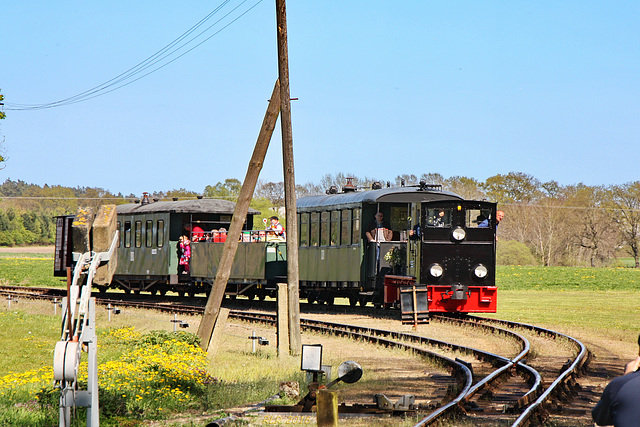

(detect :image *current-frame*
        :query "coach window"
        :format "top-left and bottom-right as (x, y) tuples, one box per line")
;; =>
(157, 220), (164, 247)
(124, 221), (131, 248)
(352, 208), (361, 244)
(145, 220), (153, 247)
(320, 212), (330, 246)
(426, 208), (451, 228)
(299, 213), (309, 247)
(310, 212), (319, 247)
(135, 221), (142, 248)
(330, 211), (340, 246)
(341, 210), (351, 246)
(117, 221), (122, 247)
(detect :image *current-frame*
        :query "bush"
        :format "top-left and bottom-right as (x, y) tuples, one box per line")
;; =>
(497, 240), (538, 266)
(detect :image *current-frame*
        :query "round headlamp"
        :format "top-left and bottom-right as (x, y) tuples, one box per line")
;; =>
(452, 227), (466, 241)
(474, 264), (488, 279)
(429, 263), (444, 278)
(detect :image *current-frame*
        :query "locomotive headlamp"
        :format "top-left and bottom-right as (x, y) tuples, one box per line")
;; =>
(452, 227), (466, 241)
(474, 264), (488, 279)
(429, 263), (444, 278)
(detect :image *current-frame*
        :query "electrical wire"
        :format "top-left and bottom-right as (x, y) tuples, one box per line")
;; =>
(4, 0), (264, 111)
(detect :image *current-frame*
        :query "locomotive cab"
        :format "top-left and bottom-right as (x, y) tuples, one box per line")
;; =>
(418, 201), (497, 312)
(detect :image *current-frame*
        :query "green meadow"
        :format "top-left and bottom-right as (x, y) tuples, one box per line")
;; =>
(0, 252), (62, 288)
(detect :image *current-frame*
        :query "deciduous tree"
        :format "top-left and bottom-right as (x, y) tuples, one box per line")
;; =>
(607, 182), (640, 268)
(444, 176), (485, 200)
(203, 179), (241, 201)
(483, 172), (542, 204)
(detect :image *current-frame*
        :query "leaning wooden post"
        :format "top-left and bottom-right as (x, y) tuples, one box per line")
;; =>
(197, 81), (281, 350)
(276, 0), (302, 356)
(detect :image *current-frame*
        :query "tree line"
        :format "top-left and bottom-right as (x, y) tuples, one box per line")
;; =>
(1, 173), (639, 269)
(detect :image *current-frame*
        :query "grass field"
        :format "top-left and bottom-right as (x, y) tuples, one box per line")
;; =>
(0, 252), (62, 288)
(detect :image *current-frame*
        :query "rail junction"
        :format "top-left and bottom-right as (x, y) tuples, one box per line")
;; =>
(2, 285), (596, 426)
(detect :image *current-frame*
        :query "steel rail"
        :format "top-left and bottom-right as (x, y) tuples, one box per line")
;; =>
(431, 315), (542, 408)
(234, 312), (474, 423)
(297, 316), (542, 410)
(235, 312), (543, 426)
(458, 315), (589, 426)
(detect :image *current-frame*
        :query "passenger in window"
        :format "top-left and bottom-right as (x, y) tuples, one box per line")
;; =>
(191, 225), (204, 242)
(428, 209), (446, 227)
(179, 235), (191, 274)
(177, 235), (185, 273)
(478, 210), (504, 228)
(216, 228), (227, 242)
(266, 216), (286, 241)
(366, 212), (392, 242)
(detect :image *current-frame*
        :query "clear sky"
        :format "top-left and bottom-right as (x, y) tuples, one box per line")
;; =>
(1, 1), (638, 196)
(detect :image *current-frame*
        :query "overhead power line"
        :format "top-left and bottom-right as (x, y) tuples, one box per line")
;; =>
(5, 0), (263, 111)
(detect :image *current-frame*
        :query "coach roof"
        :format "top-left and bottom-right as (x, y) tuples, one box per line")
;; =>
(116, 199), (260, 215)
(297, 186), (464, 211)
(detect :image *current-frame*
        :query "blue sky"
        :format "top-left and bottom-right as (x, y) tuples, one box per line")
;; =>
(1, 1), (638, 196)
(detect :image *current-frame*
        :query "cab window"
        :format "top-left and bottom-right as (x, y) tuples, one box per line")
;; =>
(467, 209), (493, 228)
(426, 208), (451, 228)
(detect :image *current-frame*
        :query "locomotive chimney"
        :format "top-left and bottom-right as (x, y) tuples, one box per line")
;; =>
(342, 177), (357, 193)
(141, 192), (150, 205)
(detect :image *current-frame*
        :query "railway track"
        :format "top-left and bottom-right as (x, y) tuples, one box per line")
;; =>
(1, 285), (591, 425)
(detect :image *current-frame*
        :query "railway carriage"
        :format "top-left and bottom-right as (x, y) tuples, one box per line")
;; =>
(54, 182), (498, 313)
(55, 195), (270, 296)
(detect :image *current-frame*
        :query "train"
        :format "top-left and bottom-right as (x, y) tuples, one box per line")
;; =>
(54, 182), (498, 313)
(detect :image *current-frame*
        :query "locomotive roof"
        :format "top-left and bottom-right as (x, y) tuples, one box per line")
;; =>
(297, 186), (465, 210)
(116, 198), (260, 215)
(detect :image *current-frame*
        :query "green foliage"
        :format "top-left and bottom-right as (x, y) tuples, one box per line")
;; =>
(135, 329), (201, 348)
(163, 188), (200, 199)
(203, 179), (242, 201)
(482, 171), (542, 203)
(497, 240), (538, 266)
(249, 197), (281, 229)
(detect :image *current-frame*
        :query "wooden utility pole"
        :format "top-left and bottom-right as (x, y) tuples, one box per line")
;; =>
(197, 81), (281, 350)
(276, 0), (301, 356)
